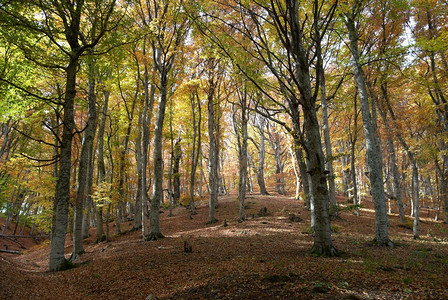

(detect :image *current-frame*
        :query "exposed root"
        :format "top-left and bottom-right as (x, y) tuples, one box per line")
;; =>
(372, 238), (395, 248)
(206, 218), (218, 224)
(96, 235), (106, 243)
(310, 244), (340, 257)
(143, 232), (165, 241)
(51, 259), (78, 272)
(69, 250), (85, 262)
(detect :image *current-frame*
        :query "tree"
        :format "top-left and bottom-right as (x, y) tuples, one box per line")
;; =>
(145, 0), (189, 240)
(205, 57), (222, 224)
(232, 81), (249, 221)
(344, 0), (392, 246)
(251, 112), (269, 195)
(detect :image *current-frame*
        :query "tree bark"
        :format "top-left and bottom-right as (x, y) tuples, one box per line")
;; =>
(147, 68), (168, 240)
(73, 55), (97, 260)
(345, 14), (391, 246)
(141, 77), (155, 239)
(232, 88), (248, 222)
(320, 65), (336, 208)
(189, 92), (201, 215)
(254, 114), (269, 195)
(95, 90), (109, 243)
(207, 61), (219, 224)
(50, 59), (77, 271)
(173, 137), (182, 205)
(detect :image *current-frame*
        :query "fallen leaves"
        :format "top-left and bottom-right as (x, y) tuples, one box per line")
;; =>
(1, 193), (447, 299)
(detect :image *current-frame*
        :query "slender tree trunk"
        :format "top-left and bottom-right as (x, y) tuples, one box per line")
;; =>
(350, 137), (359, 216)
(206, 59), (219, 224)
(135, 105), (143, 229)
(296, 146), (310, 206)
(376, 93), (405, 223)
(141, 79), (155, 239)
(320, 69), (336, 208)
(411, 162), (420, 238)
(189, 92), (201, 215)
(73, 55), (97, 259)
(95, 90), (109, 243)
(82, 139), (95, 239)
(346, 15), (391, 246)
(173, 137), (182, 205)
(233, 91), (248, 222)
(255, 114), (269, 195)
(289, 145), (300, 199)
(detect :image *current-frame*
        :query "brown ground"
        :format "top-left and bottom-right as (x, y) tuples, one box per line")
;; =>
(1, 194), (447, 299)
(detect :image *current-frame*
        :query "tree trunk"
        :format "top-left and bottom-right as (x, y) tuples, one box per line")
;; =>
(50, 60), (77, 271)
(289, 146), (301, 199)
(135, 102), (143, 229)
(141, 77), (155, 239)
(350, 136), (359, 216)
(95, 90), (109, 243)
(233, 89), (248, 222)
(147, 69), (168, 240)
(411, 161), (420, 238)
(376, 91), (405, 223)
(255, 114), (269, 195)
(345, 15), (391, 246)
(189, 92), (201, 215)
(320, 68), (336, 208)
(173, 137), (182, 205)
(302, 104), (335, 255)
(82, 139), (95, 239)
(267, 126), (286, 195)
(73, 55), (97, 260)
(207, 66), (219, 224)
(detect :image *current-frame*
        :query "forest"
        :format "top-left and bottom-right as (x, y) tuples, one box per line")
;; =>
(0, 0), (447, 298)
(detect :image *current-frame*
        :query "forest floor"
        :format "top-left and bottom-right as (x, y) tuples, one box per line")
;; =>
(1, 193), (448, 299)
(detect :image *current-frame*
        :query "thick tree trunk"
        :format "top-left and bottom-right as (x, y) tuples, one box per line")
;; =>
(303, 105), (335, 255)
(50, 60), (77, 271)
(346, 16), (391, 246)
(147, 71), (168, 240)
(73, 56), (97, 260)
